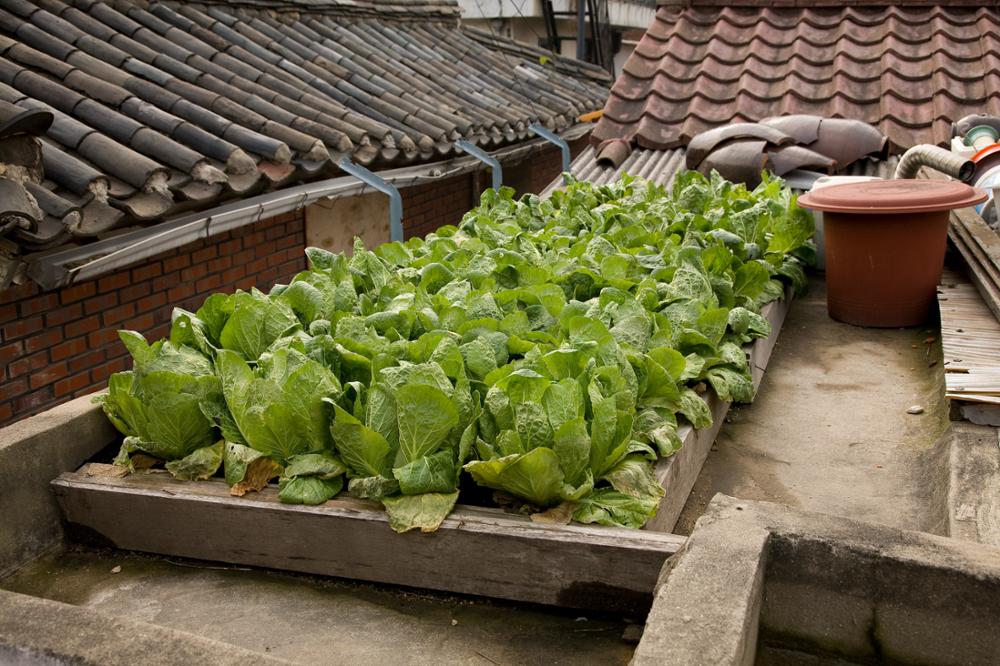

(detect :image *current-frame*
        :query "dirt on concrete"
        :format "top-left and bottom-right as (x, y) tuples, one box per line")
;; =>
(1, 546), (634, 666)
(676, 278), (952, 535)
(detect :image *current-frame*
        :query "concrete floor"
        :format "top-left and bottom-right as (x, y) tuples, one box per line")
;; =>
(0, 277), (958, 666)
(677, 278), (952, 535)
(0, 547), (634, 665)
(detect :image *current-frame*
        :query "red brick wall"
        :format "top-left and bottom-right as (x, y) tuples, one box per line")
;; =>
(401, 171), (477, 239)
(0, 211), (306, 427)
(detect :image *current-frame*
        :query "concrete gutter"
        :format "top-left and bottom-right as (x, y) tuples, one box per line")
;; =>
(635, 494), (1000, 665)
(0, 589), (292, 666)
(0, 394), (115, 578)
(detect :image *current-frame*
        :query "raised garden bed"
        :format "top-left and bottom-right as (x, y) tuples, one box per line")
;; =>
(52, 290), (791, 613)
(51, 173), (807, 612)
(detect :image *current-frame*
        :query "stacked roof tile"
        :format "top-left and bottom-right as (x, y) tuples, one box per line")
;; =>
(0, 0), (610, 259)
(593, 1), (1000, 154)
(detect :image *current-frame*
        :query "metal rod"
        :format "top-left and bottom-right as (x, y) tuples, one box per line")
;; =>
(529, 124), (571, 179)
(337, 157), (404, 242)
(576, 0), (586, 61)
(454, 139), (503, 191)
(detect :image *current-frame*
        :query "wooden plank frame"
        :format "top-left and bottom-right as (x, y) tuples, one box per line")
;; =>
(54, 468), (684, 614)
(645, 288), (793, 532)
(52, 292), (793, 611)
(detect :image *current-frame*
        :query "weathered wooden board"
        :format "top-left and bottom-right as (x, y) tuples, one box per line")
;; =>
(53, 466), (684, 614)
(938, 275), (1000, 409)
(645, 289), (794, 532)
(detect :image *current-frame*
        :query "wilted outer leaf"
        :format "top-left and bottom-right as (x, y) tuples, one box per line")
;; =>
(464, 448), (564, 507)
(572, 488), (659, 528)
(224, 443), (263, 486)
(230, 457), (283, 497)
(678, 388), (713, 429)
(165, 441), (224, 481)
(531, 501), (575, 524)
(602, 456), (665, 502)
(382, 491), (459, 533)
(349, 475), (400, 500)
(393, 449), (456, 494)
(283, 452), (346, 479)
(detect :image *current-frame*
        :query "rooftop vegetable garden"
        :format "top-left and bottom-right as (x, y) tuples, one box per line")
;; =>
(96, 172), (813, 533)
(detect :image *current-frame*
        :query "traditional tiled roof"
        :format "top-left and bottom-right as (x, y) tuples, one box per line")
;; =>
(0, 0), (609, 258)
(593, 1), (1000, 153)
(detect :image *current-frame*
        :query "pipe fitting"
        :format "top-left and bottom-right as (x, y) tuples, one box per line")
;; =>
(964, 125), (1000, 152)
(894, 144), (975, 182)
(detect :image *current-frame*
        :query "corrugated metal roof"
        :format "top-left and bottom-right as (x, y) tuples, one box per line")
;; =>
(549, 145), (900, 194)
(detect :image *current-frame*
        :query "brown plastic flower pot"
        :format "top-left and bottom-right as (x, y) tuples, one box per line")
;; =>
(797, 180), (987, 327)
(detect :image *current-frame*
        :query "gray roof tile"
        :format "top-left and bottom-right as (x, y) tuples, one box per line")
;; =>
(0, 0), (608, 270)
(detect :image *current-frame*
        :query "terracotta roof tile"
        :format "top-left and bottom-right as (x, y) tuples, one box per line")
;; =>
(594, 3), (1000, 152)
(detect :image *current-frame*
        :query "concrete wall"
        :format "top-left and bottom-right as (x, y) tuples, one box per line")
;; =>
(634, 495), (1000, 666)
(0, 589), (291, 665)
(305, 192), (391, 254)
(0, 395), (116, 577)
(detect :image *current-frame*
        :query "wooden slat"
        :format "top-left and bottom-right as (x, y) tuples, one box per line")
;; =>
(53, 466), (684, 613)
(645, 288), (793, 533)
(937, 273), (1000, 405)
(921, 167), (1000, 322)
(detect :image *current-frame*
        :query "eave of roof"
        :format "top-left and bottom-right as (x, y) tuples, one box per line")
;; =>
(26, 123), (593, 289)
(545, 144), (900, 196)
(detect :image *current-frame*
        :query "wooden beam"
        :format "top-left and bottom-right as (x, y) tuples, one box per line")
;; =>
(645, 289), (793, 533)
(53, 466), (684, 614)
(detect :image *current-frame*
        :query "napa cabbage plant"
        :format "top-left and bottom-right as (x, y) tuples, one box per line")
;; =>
(95, 171), (812, 532)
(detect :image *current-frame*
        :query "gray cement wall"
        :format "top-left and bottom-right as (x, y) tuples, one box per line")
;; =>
(0, 394), (116, 577)
(635, 495), (1000, 666)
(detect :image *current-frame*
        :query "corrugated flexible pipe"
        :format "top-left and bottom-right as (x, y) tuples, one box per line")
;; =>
(894, 144), (975, 182)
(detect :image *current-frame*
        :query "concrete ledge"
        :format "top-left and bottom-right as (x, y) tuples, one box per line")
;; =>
(0, 589), (291, 665)
(948, 422), (1000, 547)
(635, 495), (1000, 666)
(632, 507), (768, 665)
(0, 394), (116, 576)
